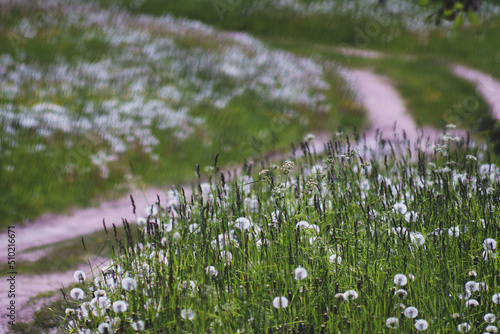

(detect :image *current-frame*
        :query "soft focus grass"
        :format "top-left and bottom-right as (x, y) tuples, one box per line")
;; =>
(0, 0), (357, 229)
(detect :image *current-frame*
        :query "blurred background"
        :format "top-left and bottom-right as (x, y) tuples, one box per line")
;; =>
(1, 0), (500, 228)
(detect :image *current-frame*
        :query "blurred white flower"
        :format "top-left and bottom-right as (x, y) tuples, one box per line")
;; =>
(484, 313), (496, 323)
(414, 319), (428, 331)
(457, 322), (470, 332)
(404, 306), (418, 319)
(465, 299), (479, 308)
(448, 227), (460, 237)
(484, 238), (497, 250)
(393, 274), (408, 286)
(393, 202), (407, 214)
(205, 266), (218, 277)
(112, 300), (128, 313)
(492, 293), (500, 304)
(131, 320), (145, 331)
(344, 290), (358, 300)
(465, 281), (479, 292)
(181, 308), (196, 320)
(98, 322), (112, 333)
(70, 288), (85, 300)
(272, 296), (289, 309)
(234, 217), (251, 230)
(294, 267), (308, 280)
(122, 277), (137, 291)
(385, 317), (399, 329)
(73, 270), (86, 283)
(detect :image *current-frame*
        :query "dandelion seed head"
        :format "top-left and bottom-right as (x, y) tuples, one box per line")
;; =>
(131, 320), (145, 331)
(205, 266), (218, 277)
(484, 238), (497, 250)
(234, 217), (251, 230)
(98, 322), (112, 333)
(465, 299), (479, 308)
(493, 293), (500, 304)
(385, 317), (399, 329)
(414, 319), (428, 331)
(404, 306), (418, 319)
(272, 296), (289, 309)
(394, 274), (408, 286)
(395, 289), (408, 298)
(457, 322), (471, 332)
(73, 270), (86, 283)
(486, 325), (498, 333)
(485, 313), (496, 323)
(70, 288), (85, 300)
(180, 308), (196, 320)
(112, 300), (128, 313)
(393, 202), (407, 214)
(122, 277), (137, 291)
(294, 267), (308, 280)
(344, 290), (358, 300)
(465, 281), (479, 292)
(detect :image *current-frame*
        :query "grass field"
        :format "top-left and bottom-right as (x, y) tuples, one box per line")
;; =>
(12, 131), (500, 333)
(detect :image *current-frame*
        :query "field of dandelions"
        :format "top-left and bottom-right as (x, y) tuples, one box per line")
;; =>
(3, 0), (500, 333)
(57, 130), (500, 333)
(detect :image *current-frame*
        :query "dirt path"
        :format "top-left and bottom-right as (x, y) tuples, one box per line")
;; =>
(340, 68), (444, 144)
(453, 65), (500, 119)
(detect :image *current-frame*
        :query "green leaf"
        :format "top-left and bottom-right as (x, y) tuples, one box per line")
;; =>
(418, 0), (430, 6)
(453, 12), (464, 29)
(467, 10), (479, 24)
(453, 2), (464, 10)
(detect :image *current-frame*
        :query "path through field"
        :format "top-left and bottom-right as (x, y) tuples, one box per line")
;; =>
(1, 51), (499, 332)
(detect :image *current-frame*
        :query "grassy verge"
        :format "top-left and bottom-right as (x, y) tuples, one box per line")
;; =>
(37, 132), (500, 333)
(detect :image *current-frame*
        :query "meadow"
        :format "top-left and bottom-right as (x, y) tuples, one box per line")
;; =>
(2, 0), (500, 332)
(37, 131), (500, 333)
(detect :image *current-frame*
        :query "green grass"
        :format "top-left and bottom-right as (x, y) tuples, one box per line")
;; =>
(40, 132), (500, 333)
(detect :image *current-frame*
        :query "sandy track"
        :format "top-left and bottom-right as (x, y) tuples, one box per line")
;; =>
(453, 65), (500, 119)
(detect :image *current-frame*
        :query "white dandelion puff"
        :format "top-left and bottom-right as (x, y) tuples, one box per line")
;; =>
(493, 293), (500, 304)
(448, 227), (460, 237)
(394, 289), (408, 298)
(394, 274), (408, 286)
(486, 325), (498, 333)
(205, 266), (218, 277)
(272, 296), (289, 309)
(131, 320), (145, 331)
(234, 217), (251, 230)
(294, 267), (308, 280)
(465, 299), (479, 308)
(70, 288), (85, 300)
(112, 300), (128, 313)
(329, 253), (342, 264)
(484, 238), (497, 250)
(393, 202), (407, 214)
(122, 277), (138, 291)
(385, 317), (399, 329)
(404, 306), (418, 319)
(98, 323), (112, 333)
(220, 251), (233, 264)
(484, 313), (496, 323)
(73, 270), (86, 283)
(457, 322), (470, 332)
(344, 290), (358, 300)
(180, 308), (196, 320)
(465, 281), (479, 292)
(414, 319), (428, 331)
